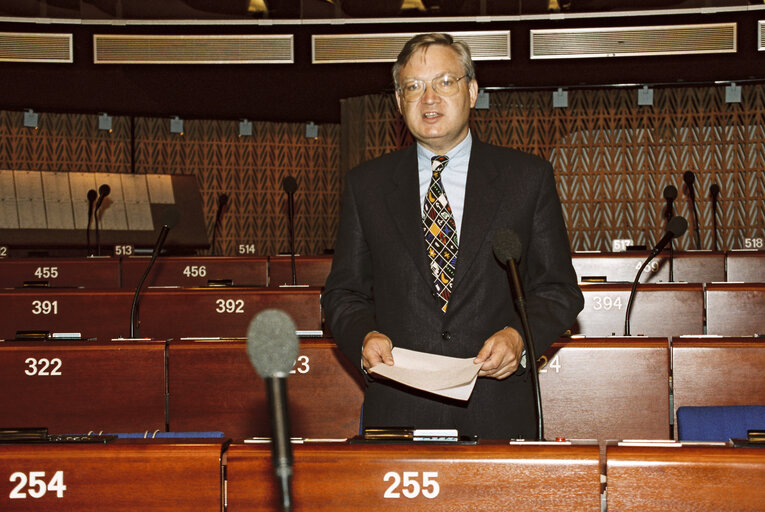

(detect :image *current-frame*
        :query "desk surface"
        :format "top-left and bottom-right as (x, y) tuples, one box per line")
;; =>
(705, 282), (765, 336)
(226, 442), (602, 511)
(571, 251), (725, 283)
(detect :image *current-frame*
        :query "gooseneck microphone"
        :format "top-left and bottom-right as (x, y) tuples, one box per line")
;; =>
(86, 189), (97, 256)
(662, 185), (678, 281)
(247, 309), (299, 512)
(211, 193), (229, 255)
(624, 216), (688, 336)
(129, 206), (180, 338)
(94, 184), (111, 256)
(710, 184), (721, 251)
(683, 171), (701, 249)
(282, 176), (298, 285)
(492, 229), (543, 441)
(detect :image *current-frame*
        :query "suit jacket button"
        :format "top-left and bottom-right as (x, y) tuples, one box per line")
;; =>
(441, 331), (451, 341)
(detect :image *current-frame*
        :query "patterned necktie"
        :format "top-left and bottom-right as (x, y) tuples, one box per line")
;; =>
(423, 155), (459, 313)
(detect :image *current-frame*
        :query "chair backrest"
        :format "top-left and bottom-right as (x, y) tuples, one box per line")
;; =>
(676, 405), (765, 441)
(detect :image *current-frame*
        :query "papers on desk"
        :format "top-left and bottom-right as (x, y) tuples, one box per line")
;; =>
(369, 347), (483, 401)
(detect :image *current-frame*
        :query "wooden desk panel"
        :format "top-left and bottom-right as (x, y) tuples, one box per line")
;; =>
(121, 256), (268, 288)
(0, 341), (166, 434)
(572, 283), (704, 337)
(726, 250), (765, 282)
(0, 257), (120, 288)
(226, 442), (601, 511)
(268, 255), (333, 287)
(539, 338), (670, 442)
(167, 338), (363, 440)
(606, 444), (765, 511)
(705, 283), (765, 336)
(672, 338), (765, 434)
(137, 287), (322, 338)
(0, 440), (223, 511)
(0, 288), (322, 341)
(571, 251), (724, 284)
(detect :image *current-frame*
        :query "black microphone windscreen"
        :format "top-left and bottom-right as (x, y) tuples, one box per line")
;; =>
(98, 184), (111, 197)
(87, 189), (98, 201)
(492, 229), (522, 264)
(218, 193), (229, 207)
(159, 206), (181, 229)
(667, 215), (688, 238)
(247, 309), (299, 378)
(710, 184), (720, 198)
(683, 171), (695, 186)
(663, 185), (678, 200)
(282, 176), (298, 194)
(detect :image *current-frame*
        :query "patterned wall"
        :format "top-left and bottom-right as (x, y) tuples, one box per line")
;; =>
(3, 83), (764, 255)
(341, 85), (765, 252)
(0, 110), (340, 256)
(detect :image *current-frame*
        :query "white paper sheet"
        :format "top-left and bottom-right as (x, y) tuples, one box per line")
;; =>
(369, 347), (483, 401)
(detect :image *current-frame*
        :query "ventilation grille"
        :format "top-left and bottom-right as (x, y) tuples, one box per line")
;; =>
(0, 32), (73, 63)
(312, 31), (510, 64)
(759, 20), (764, 51)
(93, 34), (294, 64)
(531, 23), (736, 59)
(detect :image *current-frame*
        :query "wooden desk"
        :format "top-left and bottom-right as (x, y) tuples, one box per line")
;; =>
(606, 443), (765, 511)
(0, 257), (120, 288)
(167, 338), (363, 440)
(0, 439), (224, 511)
(671, 337), (765, 436)
(572, 283), (704, 337)
(226, 442), (601, 511)
(120, 256), (268, 288)
(0, 287), (322, 341)
(705, 283), (765, 336)
(726, 250), (765, 282)
(539, 338), (670, 442)
(571, 251), (725, 284)
(0, 341), (166, 434)
(268, 255), (333, 287)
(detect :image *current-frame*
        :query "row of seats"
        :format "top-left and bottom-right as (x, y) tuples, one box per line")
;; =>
(0, 250), (762, 289)
(1, 336), (762, 443)
(3, 439), (764, 511)
(0, 282), (762, 340)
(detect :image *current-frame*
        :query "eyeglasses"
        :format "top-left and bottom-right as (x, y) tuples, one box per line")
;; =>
(398, 74), (468, 102)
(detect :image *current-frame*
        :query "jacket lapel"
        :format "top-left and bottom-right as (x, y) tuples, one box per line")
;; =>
(450, 140), (502, 295)
(385, 146), (434, 287)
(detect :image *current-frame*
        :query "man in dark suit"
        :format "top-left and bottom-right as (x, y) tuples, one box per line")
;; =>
(321, 33), (583, 440)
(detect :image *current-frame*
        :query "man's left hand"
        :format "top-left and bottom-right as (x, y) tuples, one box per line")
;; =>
(473, 327), (525, 380)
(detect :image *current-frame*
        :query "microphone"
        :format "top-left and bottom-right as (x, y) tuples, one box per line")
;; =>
(624, 216), (688, 336)
(683, 171), (701, 249)
(247, 309), (299, 512)
(94, 184), (111, 256)
(210, 193), (229, 255)
(86, 189), (97, 256)
(710, 184), (721, 251)
(662, 185), (678, 281)
(282, 176), (298, 285)
(492, 228), (543, 441)
(129, 206), (180, 338)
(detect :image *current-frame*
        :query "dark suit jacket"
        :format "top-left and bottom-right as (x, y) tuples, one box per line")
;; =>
(322, 138), (584, 439)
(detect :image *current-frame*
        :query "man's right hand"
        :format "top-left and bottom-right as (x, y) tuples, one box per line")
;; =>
(361, 331), (394, 371)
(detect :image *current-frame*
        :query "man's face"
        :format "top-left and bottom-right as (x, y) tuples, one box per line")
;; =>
(395, 44), (478, 155)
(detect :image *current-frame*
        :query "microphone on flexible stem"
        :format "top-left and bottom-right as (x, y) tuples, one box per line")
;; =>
(623, 216), (688, 336)
(86, 189), (97, 256)
(93, 184), (111, 256)
(492, 229), (543, 441)
(129, 206), (180, 338)
(282, 176), (298, 285)
(210, 193), (229, 256)
(710, 184), (721, 252)
(683, 171), (701, 249)
(247, 309), (299, 512)
(662, 185), (678, 281)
